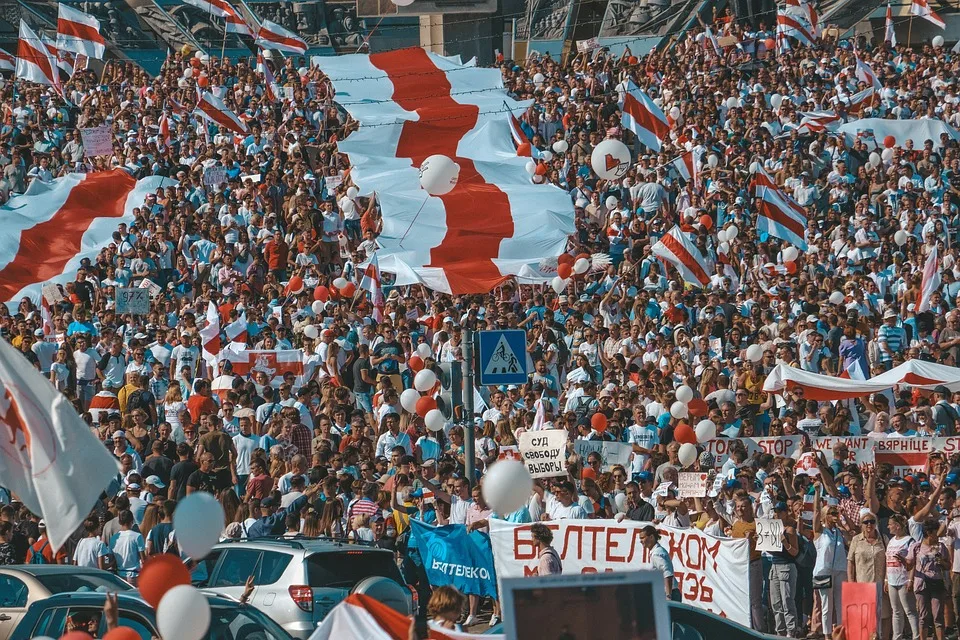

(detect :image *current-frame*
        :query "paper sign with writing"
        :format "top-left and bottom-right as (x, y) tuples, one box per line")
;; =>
(203, 166), (227, 189)
(678, 472), (709, 498)
(325, 175), (343, 190)
(573, 440), (632, 470)
(80, 124), (113, 157)
(576, 38), (599, 53)
(42, 283), (64, 305)
(755, 518), (784, 552)
(115, 288), (150, 314)
(518, 430), (568, 478)
(138, 278), (162, 298)
(842, 582), (880, 640)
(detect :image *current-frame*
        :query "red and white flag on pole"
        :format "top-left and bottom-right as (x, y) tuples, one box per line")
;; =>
(42, 37), (75, 77)
(224, 9), (253, 36)
(195, 91), (249, 135)
(158, 113), (172, 148)
(917, 243), (941, 312)
(0, 49), (13, 72)
(258, 52), (278, 102)
(0, 338), (121, 551)
(910, 0), (946, 29)
(361, 253), (385, 322)
(56, 4), (106, 59)
(855, 57), (883, 91)
(885, 4), (897, 46)
(255, 19), (308, 55)
(651, 226), (711, 287)
(224, 311), (248, 344)
(199, 300), (221, 366)
(776, 10), (816, 48)
(619, 78), (669, 152)
(752, 167), (809, 250)
(670, 146), (704, 185)
(16, 22), (60, 89)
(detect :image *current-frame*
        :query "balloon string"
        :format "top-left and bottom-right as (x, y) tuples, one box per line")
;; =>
(398, 194), (429, 248)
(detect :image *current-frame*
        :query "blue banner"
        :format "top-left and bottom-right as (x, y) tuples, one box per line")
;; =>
(409, 519), (498, 598)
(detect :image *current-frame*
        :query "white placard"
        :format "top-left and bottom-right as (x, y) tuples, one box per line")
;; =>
(678, 472), (709, 498)
(42, 283), (64, 305)
(573, 440), (632, 470)
(138, 278), (162, 298)
(203, 166), (227, 189)
(325, 175), (342, 190)
(756, 518), (784, 553)
(80, 124), (114, 157)
(116, 287), (150, 314)
(576, 38), (599, 53)
(518, 429), (568, 478)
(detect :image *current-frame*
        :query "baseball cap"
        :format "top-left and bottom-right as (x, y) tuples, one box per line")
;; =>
(261, 496), (276, 508)
(145, 475), (166, 489)
(634, 471), (653, 483)
(33, 328), (44, 337)
(112, 430), (126, 439)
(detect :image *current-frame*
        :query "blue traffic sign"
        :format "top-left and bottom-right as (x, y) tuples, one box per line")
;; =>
(477, 330), (527, 386)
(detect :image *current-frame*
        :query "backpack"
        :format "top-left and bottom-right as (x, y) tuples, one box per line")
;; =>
(795, 534), (816, 569)
(28, 541), (49, 564)
(126, 389), (148, 414)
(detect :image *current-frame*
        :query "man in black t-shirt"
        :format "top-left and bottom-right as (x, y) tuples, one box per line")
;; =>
(187, 452), (225, 495)
(623, 481), (655, 522)
(168, 442), (199, 501)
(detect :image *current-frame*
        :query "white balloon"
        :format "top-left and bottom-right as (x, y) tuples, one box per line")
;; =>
(346, 186), (359, 198)
(676, 385), (694, 404)
(425, 409), (445, 432)
(533, 72), (545, 86)
(311, 300), (324, 315)
(695, 419), (717, 443)
(553, 140), (569, 154)
(400, 388), (421, 413)
(829, 291), (846, 305)
(590, 139), (632, 180)
(605, 195), (619, 209)
(933, 35), (945, 48)
(532, 174), (544, 184)
(183, 67), (193, 78)
(525, 160), (537, 175)
(551, 276), (566, 294)
(482, 459), (534, 515)
(333, 277), (348, 290)
(678, 443), (698, 468)
(670, 401), (688, 420)
(573, 258), (590, 274)
(895, 230), (909, 246)
(303, 324), (318, 339)
(707, 154), (719, 168)
(172, 492), (224, 559)
(770, 94), (783, 109)
(718, 241), (730, 254)
(614, 492), (627, 514)
(157, 585), (211, 640)
(749, 161), (761, 174)
(669, 106), (681, 120)
(746, 344), (764, 362)
(782, 246), (799, 262)
(417, 343), (433, 359)
(882, 147), (894, 163)
(419, 154), (460, 196)
(726, 96), (738, 109)
(726, 225), (739, 240)
(869, 152), (881, 168)
(716, 228), (728, 243)
(540, 150), (554, 162)
(414, 368), (437, 392)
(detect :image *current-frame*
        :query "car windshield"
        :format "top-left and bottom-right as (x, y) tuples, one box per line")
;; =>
(209, 603), (293, 640)
(35, 573), (133, 594)
(307, 551), (402, 589)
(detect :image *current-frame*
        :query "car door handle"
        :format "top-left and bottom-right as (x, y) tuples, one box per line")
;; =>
(0, 614), (11, 621)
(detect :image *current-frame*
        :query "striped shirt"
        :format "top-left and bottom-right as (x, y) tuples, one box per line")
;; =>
(877, 325), (906, 362)
(348, 497), (380, 521)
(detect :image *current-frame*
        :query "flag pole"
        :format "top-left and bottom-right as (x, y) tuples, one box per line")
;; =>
(220, 13), (228, 61)
(907, 15), (914, 49)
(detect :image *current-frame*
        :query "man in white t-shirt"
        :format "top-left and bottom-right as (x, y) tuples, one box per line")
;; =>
(544, 481), (588, 519)
(109, 510), (145, 580)
(627, 414), (660, 475)
(170, 333), (200, 381)
(233, 414), (259, 496)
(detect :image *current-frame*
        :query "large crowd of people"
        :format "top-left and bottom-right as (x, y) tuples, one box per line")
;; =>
(3, 10), (960, 640)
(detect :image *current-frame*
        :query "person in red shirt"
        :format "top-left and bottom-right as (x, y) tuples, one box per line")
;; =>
(27, 521), (68, 564)
(186, 379), (219, 423)
(262, 232), (289, 281)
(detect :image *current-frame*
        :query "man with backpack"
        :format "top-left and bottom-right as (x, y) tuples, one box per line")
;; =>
(27, 520), (68, 564)
(932, 385), (958, 436)
(119, 373), (158, 425)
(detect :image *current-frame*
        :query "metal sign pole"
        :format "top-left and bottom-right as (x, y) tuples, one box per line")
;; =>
(462, 329), (476, 486)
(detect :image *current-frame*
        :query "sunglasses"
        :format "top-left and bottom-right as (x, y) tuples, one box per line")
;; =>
(862, 519), (876, 525)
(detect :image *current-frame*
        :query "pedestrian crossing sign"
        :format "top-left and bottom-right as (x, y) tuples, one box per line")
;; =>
(478, 330), (527, 386)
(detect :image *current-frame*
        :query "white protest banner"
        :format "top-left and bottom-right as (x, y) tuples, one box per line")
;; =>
(811, 437), (875, 471)
(490, 519), (751, 626)
(705, 436), (803, 469)
(678, 472), (709, 498)
(498, 445), (521, 461)
(756, 518), (784, 553)
(138, 278), (162, 299)
(284, 86), (295, 101)
(573, 440), (632, 470)
(203, 166), (227, 190)
(518, 430), (567, 478)
(576, 37), (599, 53)
(240, 173), (262, 184)
(874, 437), (933, 475)
(41, 283), (64, 305)
(80, 124), (113, 157)
(115, 287), (150, 314)
(325, 175), (343, 190)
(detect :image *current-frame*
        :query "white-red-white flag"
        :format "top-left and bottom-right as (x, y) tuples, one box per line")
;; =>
(16, 22), (60, 89)
(670, 146), (703, 185)
(57, 4), (106, 59)
(361, 253), (385, 322)
(195, 91), (249, 135)
(199, 300), (221, 365)
(224, 5), (253, 36)
(224, 311), (248, 344)
(258, 52), (278, 102)
(651, 226), (711, 287)
(0, 338), (121, 551)
(752, 167), (808, 250)
(0, 49), (13, 72)
(910, 0), (946, 29)
(918, 243), (941, 312)
(885, 4), (897, 46)
(255, 19), (308, 55)
(620, 78), (669, 152)
(218, 344), (304, 387)
(159, 113), (172, 148)
(42, 37), (75, 77)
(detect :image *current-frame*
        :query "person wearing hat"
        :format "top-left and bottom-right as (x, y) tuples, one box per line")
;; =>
(26, 519), (68, 564)
(877, 308), (906, 371)
(931, 385), (959, 435)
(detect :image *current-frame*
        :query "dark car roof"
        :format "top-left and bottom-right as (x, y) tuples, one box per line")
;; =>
(28, 590), (236, 608)
(1, 565), (119, 576)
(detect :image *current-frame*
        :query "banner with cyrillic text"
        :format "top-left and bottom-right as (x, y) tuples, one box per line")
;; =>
(518, 430), (567, 478)
(489, 519), (751, 627)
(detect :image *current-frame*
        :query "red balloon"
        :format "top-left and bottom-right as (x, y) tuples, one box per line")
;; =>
(197, 75), (209, 88)
(558, 254), (574, 266)
(516, 142), (531, 157)
(763, 38), (776, 51)
(535, 162), (547, 176)
(341, 282), (356, 297)
(785, 261), (798, 274)
(575, 253), (591, 263)
(61, 632), (94, 639)
(416, 396), (437, 418)
(699, 214), (713, 230)
(139, 553), (191, 609)
(687, 398), (708, 418)
(627, 56), (639, 65)
(104, 628), (143, 640)
(329, 286), (341, 300)
(314, 285), (329, 302)
(557, 263), (573, 280)
(408, 355), (424, 372)
(591, 413), (608, 433)
(675, 422), (697, 445)
(190, 57), (201, 68)
(581, 467), (598, 481)
(884, 135), (896, 149)
(287, 275), (304, 295)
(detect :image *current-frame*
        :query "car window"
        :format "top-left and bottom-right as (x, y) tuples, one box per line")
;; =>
(116, 611), (155, 640)
(209, 603), (292, 640)
(213, 549), (262, 587)
(0, 575), (27, 607)
(306, 551), (402, 589)
(199, 548), (224, 586)
(256, 551), (291, 586)
(35, 573), (133, 594)
(33, 606), (68, 638)
(58, 606), (105, 638)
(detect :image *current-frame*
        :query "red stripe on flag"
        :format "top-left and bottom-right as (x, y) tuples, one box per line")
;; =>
(58, 18), (106, 46)
(198, 97), (245, 134)
(370, 48), (513, 293)
(623, 92), (670, 142)
(758, 198), (806, 238)
(0, 171), (135, 300)
(18, 39), (57, 85)
(660, 231), (709, 284)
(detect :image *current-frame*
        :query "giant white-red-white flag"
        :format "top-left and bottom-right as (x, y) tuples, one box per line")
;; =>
(361, 252), (385, 322)
(918, 243), (941, 312)
(620, 78), (669, 152)
(0, 338), (121, 551)
(910, 0), (946, 29)
(651, 226), (711, 287)
(195, 91), (248, 135)
(255, 19), (308, 54)
(16, 21), (60, 88)
(752, 167), (808, 250)
(56, 4), (106, 59)
(1, 172), (174, 304)
(314, 49), (574, 294)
